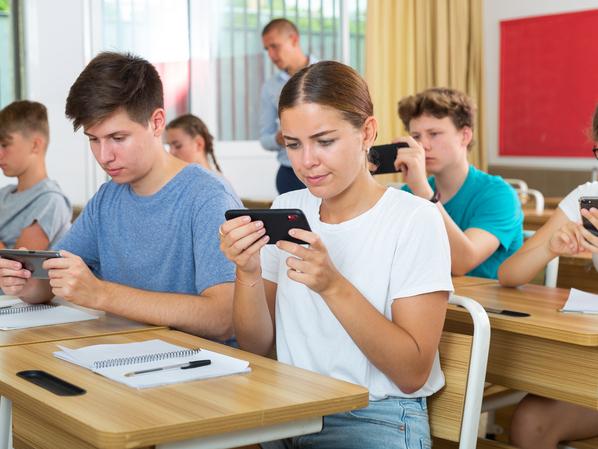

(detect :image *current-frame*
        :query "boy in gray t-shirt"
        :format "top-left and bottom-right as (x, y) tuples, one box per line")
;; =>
(0, 101), (72, 250)
(0, 53), (240, 343)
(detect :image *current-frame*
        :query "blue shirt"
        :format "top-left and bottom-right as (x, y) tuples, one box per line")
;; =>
(57, 164), (241, 295)
(259, 56), (318, 167)
(403, 166), (523, 279)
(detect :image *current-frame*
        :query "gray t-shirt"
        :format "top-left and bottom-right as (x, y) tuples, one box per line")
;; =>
(57, 164), (241, 295)
(0, 178), (72, 248)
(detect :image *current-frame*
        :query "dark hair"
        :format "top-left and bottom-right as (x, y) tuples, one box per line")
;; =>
(262, 18), (299, 37)
(65, 51), (164, 131)
(398, 87), (475, 132)
(278, 60), (373, 130)
(593, 104), (598, 142)
(0, 100), (49, 145)
(166, 114), (221, 172)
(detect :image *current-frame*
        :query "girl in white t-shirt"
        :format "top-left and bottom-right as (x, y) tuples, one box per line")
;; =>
(220, 61), (453, 449)
(498, 104), (598, 449)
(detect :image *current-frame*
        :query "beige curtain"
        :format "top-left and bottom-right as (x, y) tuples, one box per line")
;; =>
(365, 0), (486, 184)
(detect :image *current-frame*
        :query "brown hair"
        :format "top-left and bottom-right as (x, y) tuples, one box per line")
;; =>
(0, 100), (49, 145)
(262, 18), (299, 37)
(278, 60), (373, 130)
(166, 114), (221, 172)
(65, 51), (164, 131)
(593, 104), (598, 142)
(398, 87), (475, 132)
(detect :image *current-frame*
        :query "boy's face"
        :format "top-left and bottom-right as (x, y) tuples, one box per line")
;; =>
(408, 114), (471, 175)
(84, 109), (163, 186)
(0, 132), (37, 177)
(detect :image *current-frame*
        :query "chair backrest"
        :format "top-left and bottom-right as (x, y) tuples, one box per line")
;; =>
(428, 295), (490, 449)
(516, 188), (545, 214)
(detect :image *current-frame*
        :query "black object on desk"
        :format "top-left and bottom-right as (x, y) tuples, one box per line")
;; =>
(484, 307), (530, 318)
(17, 370), (86, 396)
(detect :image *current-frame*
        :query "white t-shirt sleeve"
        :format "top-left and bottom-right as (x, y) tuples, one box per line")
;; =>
(558, 182), (598, 222)
(389, 203), (453, 299)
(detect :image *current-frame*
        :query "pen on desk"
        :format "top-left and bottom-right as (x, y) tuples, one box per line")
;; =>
(124, 359), (211, 377)
(0, 305), (13, 310)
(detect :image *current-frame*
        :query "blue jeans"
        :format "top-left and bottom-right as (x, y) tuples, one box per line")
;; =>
(276, 165), (304, 194)
(260, 397), (431, 449)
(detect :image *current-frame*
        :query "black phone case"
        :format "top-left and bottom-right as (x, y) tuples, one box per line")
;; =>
(368, 142), (410, 175)
(224, 209), (311, 244)
(0, 250), (61, 279)
(579, 197), (598, 237)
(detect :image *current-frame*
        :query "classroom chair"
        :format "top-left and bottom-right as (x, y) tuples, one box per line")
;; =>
(429, 295), (490, 449)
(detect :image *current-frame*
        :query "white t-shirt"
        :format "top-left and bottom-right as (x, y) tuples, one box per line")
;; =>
(261, 188), (453, 400)
(558, 181), (598, 271)
(559, 181), (598, 222)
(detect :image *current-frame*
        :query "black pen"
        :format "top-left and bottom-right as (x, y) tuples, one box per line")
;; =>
(124, 359), (211, 377)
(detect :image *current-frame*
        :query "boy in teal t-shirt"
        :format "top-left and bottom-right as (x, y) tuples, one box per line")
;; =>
(396, 88), (523, 279)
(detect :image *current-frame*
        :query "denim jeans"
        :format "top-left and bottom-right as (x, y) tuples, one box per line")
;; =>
(260, 397), (431, 449)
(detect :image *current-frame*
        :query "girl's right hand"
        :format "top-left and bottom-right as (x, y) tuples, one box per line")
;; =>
(219, 215), (269, 275)
(548, 221), (585, 256)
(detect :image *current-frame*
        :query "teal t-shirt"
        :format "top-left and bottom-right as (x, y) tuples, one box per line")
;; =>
(402, 166), (523, 279)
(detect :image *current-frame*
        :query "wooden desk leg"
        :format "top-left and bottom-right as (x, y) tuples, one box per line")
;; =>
(0, 396), (12, 449)
(157, 417), (322, 449)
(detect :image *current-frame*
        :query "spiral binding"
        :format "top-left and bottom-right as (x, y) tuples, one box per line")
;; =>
(93, 348), (203, 369)
(0, 304), (57, 316)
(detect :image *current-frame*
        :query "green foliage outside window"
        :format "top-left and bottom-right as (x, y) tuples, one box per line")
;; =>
(0, 0), (9, 14)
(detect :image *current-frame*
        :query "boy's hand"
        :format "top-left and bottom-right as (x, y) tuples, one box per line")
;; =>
(44, 250), (103, 308)
(392, 136), (434, 199)
(0, 247), (32, 295)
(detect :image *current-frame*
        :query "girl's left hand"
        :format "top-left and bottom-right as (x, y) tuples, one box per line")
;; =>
(580, 208), (598, 253)
(276, 228), (344, 296)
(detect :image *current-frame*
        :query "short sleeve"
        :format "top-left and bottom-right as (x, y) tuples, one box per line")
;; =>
(389, 203), (453, 299)
(28, 192), (72, 245)
(466, 181), (523, 250)
(192, 191), (241, 294)
(558, 182), (598, 222)
(55, 193), (101, 275)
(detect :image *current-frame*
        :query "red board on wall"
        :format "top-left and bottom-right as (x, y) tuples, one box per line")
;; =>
(500, 9), (598, 158)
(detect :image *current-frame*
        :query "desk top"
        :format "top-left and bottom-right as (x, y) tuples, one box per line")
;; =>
(0, 329), (368, 449)
(451, 276), (497, 288)
(453, 283), (598, 346)
(0, 297), (161, 347)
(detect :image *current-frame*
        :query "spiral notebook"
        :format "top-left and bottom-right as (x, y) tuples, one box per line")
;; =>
(0, 300), (98, 330)
(54, 339), (251, 388)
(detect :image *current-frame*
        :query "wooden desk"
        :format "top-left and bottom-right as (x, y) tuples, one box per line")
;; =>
(0, 329), (368, 449)
(558, 252), (598, 293)
(452, 276), (497, 288)
(449, 283), (598, 409)
(523, 209), (555, 231)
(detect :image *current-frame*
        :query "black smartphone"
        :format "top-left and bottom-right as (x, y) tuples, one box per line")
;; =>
(0, 249), (62, 279)
(579, 196), (598, 237)
(368, 142), (410, 175)
(224, 209), (311, 244)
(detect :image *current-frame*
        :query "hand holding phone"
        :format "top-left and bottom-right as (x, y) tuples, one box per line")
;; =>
(579, 197), (598, 237)
(368, 142), (410, 175)
(0, 249), (62, 279)
(224, 209), (311, 245)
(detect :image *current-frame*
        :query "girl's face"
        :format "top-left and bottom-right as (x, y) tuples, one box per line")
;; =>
(280, 102), (374, 200)
(166, 127), (204, 164)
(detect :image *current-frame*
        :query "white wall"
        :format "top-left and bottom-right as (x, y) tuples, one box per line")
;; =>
(484, 0), (598, 170)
